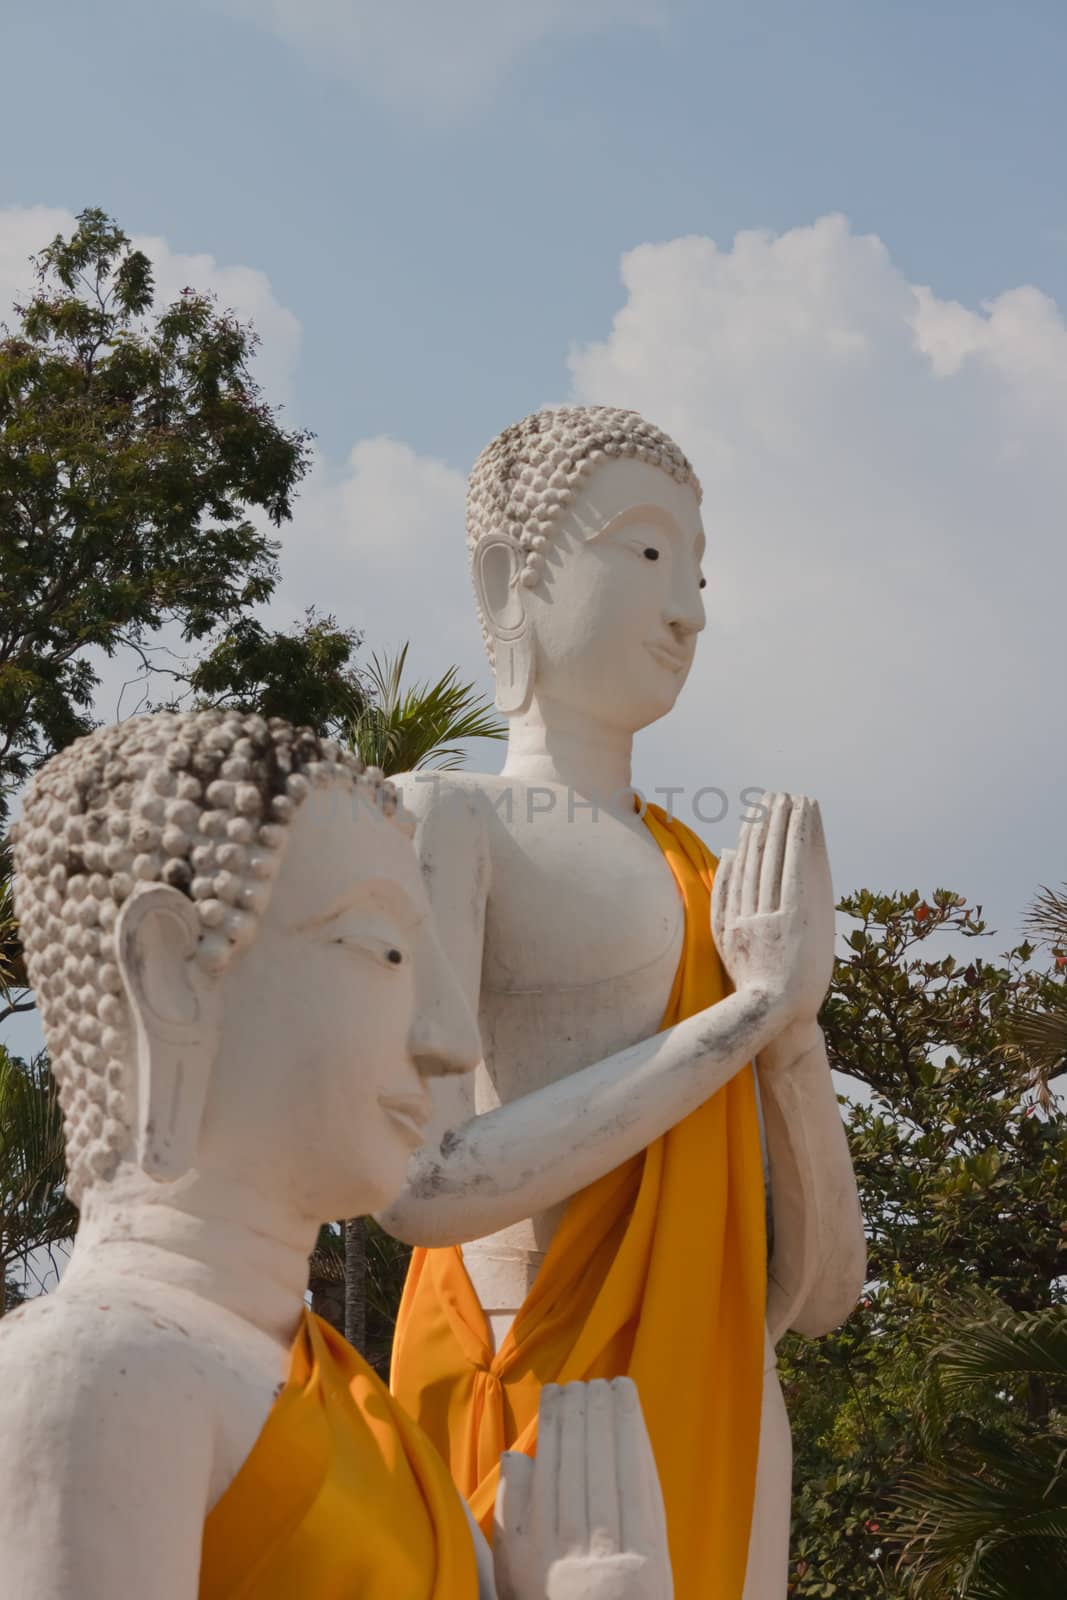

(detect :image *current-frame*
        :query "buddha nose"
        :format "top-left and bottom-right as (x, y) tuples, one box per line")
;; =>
(408, 925), (482, 1078)
(664, 567), (706, 641)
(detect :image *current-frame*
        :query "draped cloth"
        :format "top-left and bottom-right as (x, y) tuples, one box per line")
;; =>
(199, 1309), (477, 1600)
(390, 803), (767, 1599)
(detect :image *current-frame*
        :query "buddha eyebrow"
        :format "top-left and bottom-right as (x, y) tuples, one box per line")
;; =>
(289, 879), (422, 934)
(595, 505), (705, 558)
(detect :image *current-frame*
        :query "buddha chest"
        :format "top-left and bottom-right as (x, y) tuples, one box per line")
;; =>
(474, 778), (686, 1106)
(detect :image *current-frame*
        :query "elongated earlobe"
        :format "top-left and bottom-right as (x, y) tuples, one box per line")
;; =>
(116, 884), (220, 1181)
(474, 539), (534, 715)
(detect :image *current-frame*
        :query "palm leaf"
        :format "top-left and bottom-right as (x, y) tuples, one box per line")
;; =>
(0, 1048), (76, 1311)
(932, 1306), (1067, 1402)
(893, 1306), (1067, 1595)
(345, 643), (505, 777)
(1012, 1002), (1067, 1092)
(1026, 884), (1067, 950)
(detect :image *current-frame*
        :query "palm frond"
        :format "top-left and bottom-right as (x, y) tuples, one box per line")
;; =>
(0, 1049), (76, 1295)
(1026, 884), (1067, 950)
(932, 1306), (1067, 1402)
(1012, 1001), (1067, 1093)
(0, 869), (29, 1002)
(898, 1441), (1067, 1598)
(308, 1222), (345, 1284)
(893, 1304), (1067, 1596)
(345, 643), (505, 777)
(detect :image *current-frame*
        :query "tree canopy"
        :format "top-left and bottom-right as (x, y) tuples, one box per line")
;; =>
(785, 889), (1067, 1596)
(0, 207), (312, 818)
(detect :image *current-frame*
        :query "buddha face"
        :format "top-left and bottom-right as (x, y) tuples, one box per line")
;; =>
(480, 458), (707, 734)
(194, 784), (481, 1220)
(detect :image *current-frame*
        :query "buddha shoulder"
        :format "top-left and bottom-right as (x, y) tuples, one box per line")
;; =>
(392, 770), (494, 894)
(0, 1287), (215, 1487)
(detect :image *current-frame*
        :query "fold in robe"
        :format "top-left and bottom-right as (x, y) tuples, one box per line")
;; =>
(391, 804), (767, 1598)
(200, 1309), (477, 1599)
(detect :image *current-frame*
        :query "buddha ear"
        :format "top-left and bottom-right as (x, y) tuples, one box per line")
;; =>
(115, 884), (220, 1182)
(474, 538), (534, 715)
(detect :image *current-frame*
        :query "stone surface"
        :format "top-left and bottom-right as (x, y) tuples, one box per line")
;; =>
(0, 710), (670, 1599)
(379, 405), (868, 1597)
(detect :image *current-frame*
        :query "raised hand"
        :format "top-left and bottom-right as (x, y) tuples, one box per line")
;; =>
(711, 793), (835, 1032)
(494, 1379), (672, 1600)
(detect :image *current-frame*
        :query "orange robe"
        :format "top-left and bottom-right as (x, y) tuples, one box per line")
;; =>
(200, 1309), (477, 1599)
(390, 804), (767, 1599)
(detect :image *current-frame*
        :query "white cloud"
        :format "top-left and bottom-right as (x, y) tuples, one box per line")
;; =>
(269, 436), (486, 688)
(218, 0), (664, 117)
(0, 206), (301, 409)
(0, 206), (76, 326)
(568, 213), (1067, 930)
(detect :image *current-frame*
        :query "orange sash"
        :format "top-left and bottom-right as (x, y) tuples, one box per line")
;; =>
(390, 804), (766, 1598)
(200, 1309), (476, 1599)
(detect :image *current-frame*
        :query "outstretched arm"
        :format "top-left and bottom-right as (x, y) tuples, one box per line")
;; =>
(379, 781), (830, 1249)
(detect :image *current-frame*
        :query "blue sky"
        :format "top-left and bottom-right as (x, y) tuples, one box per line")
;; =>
(6, 0), (1066, 461)
(2, 0), (1066, 980)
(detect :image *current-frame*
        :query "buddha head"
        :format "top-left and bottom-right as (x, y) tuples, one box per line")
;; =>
(12, 712), (480, 1221)
(468, 405), (707, 733)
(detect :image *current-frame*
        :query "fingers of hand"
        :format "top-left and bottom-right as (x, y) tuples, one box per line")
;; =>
(758, 793), (792, 913)
(496, 1451), (535, 1546)
(585, 1379), (622, 1556)
(728, 824), (747, 926)
(741, 790), (786, 917)
(533, 1384), (562, 1543)
(779, 794), (810, 906)
(739, 804), (767, 918)
(612, 1378), (665, 1560)
(711, 851), (733, 947)
(555, 1384), (589, 1554)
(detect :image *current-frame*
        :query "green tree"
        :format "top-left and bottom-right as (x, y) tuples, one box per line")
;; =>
(783, 890), (1067, 1596)
(0, 206), (311, 823)
(184, 608), (369, 735)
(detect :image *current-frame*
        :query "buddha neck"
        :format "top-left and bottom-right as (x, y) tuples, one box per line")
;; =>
(66, 1166), (318, 1350)
(501, 695), (634, 805)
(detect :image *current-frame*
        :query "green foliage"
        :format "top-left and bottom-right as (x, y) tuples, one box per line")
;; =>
(1014, 883), (1067, 1097)
(186, 609), (369, 735)
(894, 1306), (1067, 1597)
(308, 1216), (412, 1378)
(0, 206), (311, 818)
(784, 889), (1067, 1595)
(346, 643), (505, 774)
(0, 1047), (75, 1317)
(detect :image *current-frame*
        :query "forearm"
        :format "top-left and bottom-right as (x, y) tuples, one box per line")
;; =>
(379, 986), (783, 1247)
(759, 1022), (867, 1342)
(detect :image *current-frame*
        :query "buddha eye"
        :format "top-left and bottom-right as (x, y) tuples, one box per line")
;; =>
(699, 577), (707, 589)
(386, 948), (404, 965)
(643, 547), (660, 561)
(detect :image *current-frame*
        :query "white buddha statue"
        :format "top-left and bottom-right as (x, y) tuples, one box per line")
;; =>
(381, 406), (867, 1598)
(0, 710), (673, 1600)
